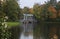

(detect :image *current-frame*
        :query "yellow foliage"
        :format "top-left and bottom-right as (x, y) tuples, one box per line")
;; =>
(48, 5), (57, 18)
(48, 5), (57, 13)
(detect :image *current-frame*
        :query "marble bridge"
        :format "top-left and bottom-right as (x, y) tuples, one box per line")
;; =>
(21, 14), (37, 24)
(20, 14), (37, 32)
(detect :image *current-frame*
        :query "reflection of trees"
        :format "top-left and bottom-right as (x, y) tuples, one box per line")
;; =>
(33, 24), (41, 39)
(9, 26), (21, 39)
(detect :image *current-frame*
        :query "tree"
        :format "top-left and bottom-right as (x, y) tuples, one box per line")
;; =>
(39, 3), (50, 21)
(0, 0), (6, 17)
(3, 0), (20, 21)
(22, 7), (30, 14)
(40, 1), (57, 21)
(29, 8), (34, 14)
(48, 5), (57, 19)
(33, 3), (41, 20)
(55, 1), (60, 18)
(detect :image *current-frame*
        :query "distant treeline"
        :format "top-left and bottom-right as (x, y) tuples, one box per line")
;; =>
(20, 1), (60, 22)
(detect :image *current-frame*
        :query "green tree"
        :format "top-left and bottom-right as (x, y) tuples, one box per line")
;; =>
(33, 3), (41, 20)
(40, 4), (50, 21)
(3, 0), (20, 21)
(22, 7), (30, 14)
(0, 0), (6, 17)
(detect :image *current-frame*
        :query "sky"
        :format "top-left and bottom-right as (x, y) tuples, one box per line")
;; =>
(18, 0), (60, 8)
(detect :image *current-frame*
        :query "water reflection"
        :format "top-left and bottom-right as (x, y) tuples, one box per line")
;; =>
(9, 26), (21, 39)
(20, 32), (33, 39)
(19, 22), (42, 39)
(19, 23), (33, 39)
(33, 23), (41, 39)
(19, 22), (60, 39)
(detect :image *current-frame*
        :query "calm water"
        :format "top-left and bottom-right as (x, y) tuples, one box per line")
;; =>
(19, 23), (33, 39)
(10, 22), (60, 39)
(19, 22), (60, 39)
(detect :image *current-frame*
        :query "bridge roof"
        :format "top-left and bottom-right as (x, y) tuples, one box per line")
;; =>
(23, 14), (33, 16)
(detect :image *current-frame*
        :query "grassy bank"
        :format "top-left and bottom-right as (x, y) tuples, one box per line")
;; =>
(7, 22), (20, 28)
(7, 22), (21, 39)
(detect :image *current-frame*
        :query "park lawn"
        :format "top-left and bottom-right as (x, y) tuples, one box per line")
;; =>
(7, 22), (20, 27)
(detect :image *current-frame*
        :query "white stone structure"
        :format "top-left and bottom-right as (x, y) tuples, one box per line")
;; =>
(20, 14), (37, 24)
(23, 14), (33, 21)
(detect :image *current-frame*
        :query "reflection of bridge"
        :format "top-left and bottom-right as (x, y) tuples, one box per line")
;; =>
(20, 14), (37, 33)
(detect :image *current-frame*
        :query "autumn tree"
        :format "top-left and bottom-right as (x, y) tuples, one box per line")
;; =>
(29, 8), (34, 14)
(48, 5), (57, 19)
(40, 2), (57, 21)
(55, 1), (60, 19)
(39, 3), (51, 21)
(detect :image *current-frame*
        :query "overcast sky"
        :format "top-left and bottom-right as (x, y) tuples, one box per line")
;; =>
(18, 0), (60, 8)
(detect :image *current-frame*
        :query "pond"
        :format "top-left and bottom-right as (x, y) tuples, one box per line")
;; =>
(10, 22), (60, 39)
(19, 22), (44, 39)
